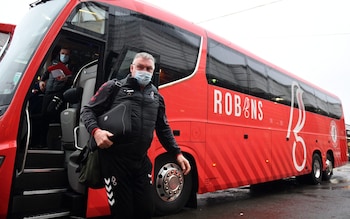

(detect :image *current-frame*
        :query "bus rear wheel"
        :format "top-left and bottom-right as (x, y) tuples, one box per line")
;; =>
(322, 153), (333, 181)
(153, 154), (192, 216)
(310, 153), (322, 184)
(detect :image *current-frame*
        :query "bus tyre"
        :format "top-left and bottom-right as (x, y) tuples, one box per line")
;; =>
(322, 153), (333, 181)
(310, 153), (322, 185)
(154, 154), (192, 216)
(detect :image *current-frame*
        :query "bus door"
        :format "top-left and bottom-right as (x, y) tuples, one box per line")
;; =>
(11, 3), (107, 218)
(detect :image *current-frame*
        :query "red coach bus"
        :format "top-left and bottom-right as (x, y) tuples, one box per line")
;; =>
(0, 0), (347, 218)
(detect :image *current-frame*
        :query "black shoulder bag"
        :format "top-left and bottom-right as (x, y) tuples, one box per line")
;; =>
(77, 79), (130, 189)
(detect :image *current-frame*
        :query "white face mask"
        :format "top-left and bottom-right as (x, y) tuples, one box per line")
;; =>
(60, 54), (69, 63)
(134, 70), (152, 86)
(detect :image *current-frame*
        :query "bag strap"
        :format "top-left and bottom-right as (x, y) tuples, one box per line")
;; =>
(106, 79), (123, 107)
(76, 146), (90, 172)
(114, 79), (123, 88)
(113, 79), (123, 95)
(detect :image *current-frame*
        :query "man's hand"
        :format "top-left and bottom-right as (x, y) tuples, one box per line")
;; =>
(56, 75), (67, 81)
(39, 81), (46, 92)
(176, 153), (191, 175)
(93, 129), (114, 149)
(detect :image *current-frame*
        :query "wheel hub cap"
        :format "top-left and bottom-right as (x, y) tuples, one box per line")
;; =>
(156, 163), (184, 202)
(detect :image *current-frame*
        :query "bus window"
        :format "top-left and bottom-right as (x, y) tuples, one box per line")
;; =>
(105, 5), (201, 85)
(267, 68), (293, 106)
(314, 89), (329, 117)
(0, 0), (67, 116)
(108, 48), (139, 80)
(207, 38), (248, 93)
(327, 95), (342, 119)
(65, 2), (108, 37)
(246, 57), (269, 99)
(107, 47), (160, 86)
(300, 82), (317, 113)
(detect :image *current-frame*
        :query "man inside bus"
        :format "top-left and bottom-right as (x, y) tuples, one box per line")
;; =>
(34, 46), (75, 148)
(81, 52), (191, 218)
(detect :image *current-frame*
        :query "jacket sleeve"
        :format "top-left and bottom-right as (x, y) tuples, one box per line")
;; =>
(155, 94), (181, 156)
(81, 80), (116, 134)
(41, 70), (50, 81)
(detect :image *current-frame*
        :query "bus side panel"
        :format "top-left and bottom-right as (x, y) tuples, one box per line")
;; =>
(0, 88), (23, 218)
(329, 118), (348, 167)
(204, 123), (272, 191)
(152, 61), (208, 190)
(205, 85), (348, 190)
(86, 188), (110, 218)
(265, 101), (301, 180)
(206, 87), (273, 191)
(0, 145), (16, 218)
(265, 98), (347, 179)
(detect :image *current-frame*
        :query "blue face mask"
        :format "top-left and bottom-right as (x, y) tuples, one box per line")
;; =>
(60, 54), (69, 63)
(134, 71), (152, 86)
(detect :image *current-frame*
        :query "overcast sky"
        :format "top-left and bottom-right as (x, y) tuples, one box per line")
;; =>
(1, 0), (350, 123)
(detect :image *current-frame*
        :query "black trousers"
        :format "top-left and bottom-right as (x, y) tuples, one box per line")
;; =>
(100, 150), (154, 219)
(39, 93), (63, 146)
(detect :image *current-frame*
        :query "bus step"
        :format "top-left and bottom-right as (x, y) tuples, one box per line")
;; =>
(14, 168), (68, 193)
(64, 191), (87, 217)
(26, 149), (65, 169)
(10, 190), (87, 218)
(11, 191), (68, 217)
(22, 210), (71, 219)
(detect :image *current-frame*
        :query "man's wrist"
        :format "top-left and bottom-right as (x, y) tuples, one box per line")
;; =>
(91, 127), (100, 136)
(176, 153), (183, 159)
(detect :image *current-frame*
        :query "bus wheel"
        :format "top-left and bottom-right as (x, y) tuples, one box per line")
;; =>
(154, 154), (192, 216)
(322, 154), (333, 181)
(310, 153), (322, 184)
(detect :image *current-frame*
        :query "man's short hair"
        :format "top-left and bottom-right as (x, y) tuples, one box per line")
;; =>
(133, 52), (155, 68)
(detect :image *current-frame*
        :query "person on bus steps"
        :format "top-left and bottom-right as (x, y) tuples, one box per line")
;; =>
(81, 52), (191, 218)
(36, 46), (75, 148)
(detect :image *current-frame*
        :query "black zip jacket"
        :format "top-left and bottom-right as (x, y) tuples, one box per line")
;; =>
(81, 75), (181, 160)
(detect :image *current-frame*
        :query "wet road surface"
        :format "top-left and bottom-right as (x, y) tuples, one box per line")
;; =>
(155, 162), (350, 219)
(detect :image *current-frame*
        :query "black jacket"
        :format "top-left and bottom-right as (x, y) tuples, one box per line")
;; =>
(81, 75), (181, 160)
(41, 59), (74, 94)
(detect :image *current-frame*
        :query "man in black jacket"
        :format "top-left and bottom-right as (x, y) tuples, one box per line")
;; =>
(36, 46), (74, 148)
(81, 52), (191, 218)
